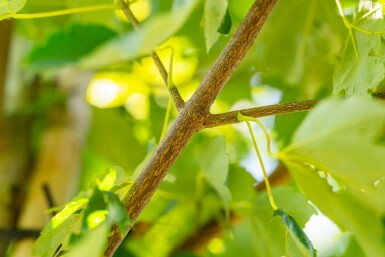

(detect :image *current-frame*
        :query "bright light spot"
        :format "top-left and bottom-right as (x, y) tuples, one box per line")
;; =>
(304, 211), (347, 257)
(116, 0), (151, 22)
(132, 37), (198, 89)
(317, 171), (346, 193)
(87, 79), (124, 108)
(374, 177), (385, 189)
(87, 210), (109, 229)
(250, 72), (262, 87)
(125, 93), (149, 120)
(207, 237), (225, 254)
(87, 72), (149, 109)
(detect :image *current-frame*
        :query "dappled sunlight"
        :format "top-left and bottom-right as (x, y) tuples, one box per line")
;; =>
(207, 237), (226, 255)
(87, 210), (109, 229)
(86, 71), (149, 108)
(132, 37), (198, 87)
(305, 211), (346, 257)
(178, 79), (200, 101)
(125, 93), (149, 120)
(115, 0), (151, 22)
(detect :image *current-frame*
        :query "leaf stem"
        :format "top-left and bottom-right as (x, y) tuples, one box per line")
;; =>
(159, 46), (176, 141)
(237, 112), (278, 210)
(237, 112), (277, 157)
(245, 120), (278, 210)
(160, 96), (173, 141)
(10, 5), (117, 19)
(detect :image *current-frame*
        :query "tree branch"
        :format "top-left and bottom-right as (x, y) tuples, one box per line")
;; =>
(204, 99), (318, 128)
(204, 92), (385, 128)
(118, 0), (185, 110)
(104, 0), (278, 256)
(186, 0), (278, 114)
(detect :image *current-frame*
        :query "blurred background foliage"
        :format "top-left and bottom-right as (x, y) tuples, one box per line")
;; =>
(2, 0), (385, 256)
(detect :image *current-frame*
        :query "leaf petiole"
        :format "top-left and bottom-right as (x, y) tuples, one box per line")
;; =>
(237, 112), (278, 210)
(159, 46), (176, 141)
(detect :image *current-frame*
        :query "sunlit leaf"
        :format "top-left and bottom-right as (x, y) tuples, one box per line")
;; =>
(51, 198), (88, 227)
(0, 0), (26, 20)
(98, 166), (125, 191)
(82, 187), (108, 230)
(334, 1), (385, 95)
(26, 23), (117, 69)
(203, 0), (228, 52)
(32, 214), (82, 257)
(281, 96), (385, 256)
(80, 0), (200, 68)
(86, 210), (109, 229)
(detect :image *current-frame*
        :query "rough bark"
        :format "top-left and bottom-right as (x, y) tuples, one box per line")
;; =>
(105, 0), (279, 255)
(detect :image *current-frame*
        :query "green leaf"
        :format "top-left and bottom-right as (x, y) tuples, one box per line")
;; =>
(26, 23), (117, 69)
(217, 8), (231, 35)
(68, 222), (110, 257)
(254, 0), (344, 90)
(218, 186), (316, 257)
(203, 0), (228, 52)
(104, 191), (131, 232)
(0, 0), (26, 20)
(80, 0), (200, 68)
(51, 198), (88, 227)
(281, 96), (385, 256)
(32, 214), (82, 257)
(334, 1), (385, 95)
(98, 166), (125, 191)
(82, 187), (108, 230)
(195, 136), (231, 215)
(126, 202), (197, 257)
(227, 164), (257, 203)
(274, 209), (316, 257)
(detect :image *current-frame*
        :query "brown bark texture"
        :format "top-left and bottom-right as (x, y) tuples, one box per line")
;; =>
(105, 0), (279, 255)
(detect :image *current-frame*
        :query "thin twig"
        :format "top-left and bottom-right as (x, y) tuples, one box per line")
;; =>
(205, 100), (318, 128)
(118, 0), (185, 109)
(42, 183), (58, 217)
(204, 93), (385, 129)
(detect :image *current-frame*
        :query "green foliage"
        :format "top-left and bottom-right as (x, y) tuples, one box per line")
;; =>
(32, 168), (132, 257)
(26, 23), (117, 69)
(253, 0), (344, 94)
(202, 0), (228, 52)
(274, 208), (316, 257)
(281, 96), (385, 256)
(213, 187), (316, 257)
(80, 0), (200, 68)
(0, 0), (26, 19)
(195, 136), (231, 216)
(217, 8), (231, 35)
(7, 0), (385, 257)
(334, 1), (385, 95)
